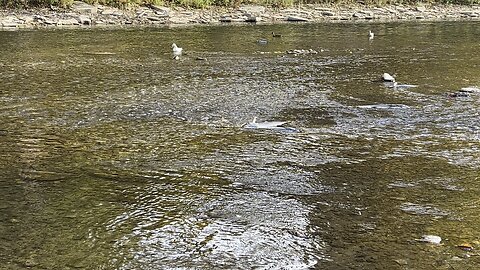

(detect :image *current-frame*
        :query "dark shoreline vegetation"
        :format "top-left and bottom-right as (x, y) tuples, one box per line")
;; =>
(2, 0), (480, 9)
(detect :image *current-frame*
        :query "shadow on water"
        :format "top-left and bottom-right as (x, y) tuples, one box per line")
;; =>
(1, 21), (480, 269)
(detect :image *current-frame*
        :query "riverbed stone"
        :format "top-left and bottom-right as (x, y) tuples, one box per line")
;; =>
(169, 16), (191, 24)
(150, 5), (170, 15)
(322, 11), (335, 16)
(1, 20), (18, 27)
(43, 18), (56, 25)
(245, 15), (260, 22)
(353, 12), (365, 18)
(78, 15), (91, 25)
(219, 15), (233, 22)
(239, 5), (265, 15)
(416, 5), (427, 12)
(461, 11), (479, 17)
(287, 15), (309, 22)
(16, 15), (33, 25)
(147, 16), (164, 22)
(57, 18), (79, 25)
(100, 7), (123, 16)
(0, 16), (21, 27)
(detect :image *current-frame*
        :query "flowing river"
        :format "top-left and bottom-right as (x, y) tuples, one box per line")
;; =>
(1, 21), (480, 269)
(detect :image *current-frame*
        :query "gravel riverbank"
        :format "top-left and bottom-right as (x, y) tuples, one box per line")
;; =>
(1, 1), (480, 29)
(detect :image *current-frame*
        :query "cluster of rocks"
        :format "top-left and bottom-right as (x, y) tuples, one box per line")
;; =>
(1, 1), (480, 29)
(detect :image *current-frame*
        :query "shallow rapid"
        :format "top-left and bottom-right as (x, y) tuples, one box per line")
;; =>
(1, 21), (480, 269)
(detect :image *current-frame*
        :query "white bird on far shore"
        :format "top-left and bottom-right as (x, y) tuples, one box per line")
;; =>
(369, 30), (374, 40)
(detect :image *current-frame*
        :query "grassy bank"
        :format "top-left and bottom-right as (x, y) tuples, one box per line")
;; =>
(1, 0), (479, 10)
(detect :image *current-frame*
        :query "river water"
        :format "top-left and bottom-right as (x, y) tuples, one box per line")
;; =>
(1, 21), (480, 269)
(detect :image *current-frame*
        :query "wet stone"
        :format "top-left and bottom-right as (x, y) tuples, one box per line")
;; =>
(287, 15), (309, 22)
(147, 16), (164, 22)
(23, 258), (39, 268)
(1, 20), (18, 27)
(100, 8), (124, 16)
(150, 5), (170, 15)
(57, 18), (79, 25)
(321, 11), (335, 16)
(239, 5), (265, 15)
(394, 259), (408, 265)
(78, 15), (91, 25)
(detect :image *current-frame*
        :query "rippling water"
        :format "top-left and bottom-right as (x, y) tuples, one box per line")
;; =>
(1, 21), (480, 269)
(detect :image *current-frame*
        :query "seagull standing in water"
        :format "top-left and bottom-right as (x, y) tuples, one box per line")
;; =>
(382, 73), (395, 82)
(369, 30), (375, 40)
(244, 117), (287, 129)
(172, 43), (183, 59)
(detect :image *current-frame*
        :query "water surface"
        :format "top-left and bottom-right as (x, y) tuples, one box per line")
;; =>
(1, 22), (480, 269)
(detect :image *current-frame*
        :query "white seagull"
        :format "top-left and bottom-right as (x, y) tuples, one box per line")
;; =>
(172, 43), (183, 56)
(382, 73), (395, 82)
(244, 117), (287, 129)
(369, 30), (374, 40)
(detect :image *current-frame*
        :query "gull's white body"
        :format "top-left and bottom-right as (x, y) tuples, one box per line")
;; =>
(172, 43), (183, 55)
(382, 73), (395, 82)
(244, 117), (287, 129)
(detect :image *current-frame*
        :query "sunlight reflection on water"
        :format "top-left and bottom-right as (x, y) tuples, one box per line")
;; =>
(1, 21), (480, 269)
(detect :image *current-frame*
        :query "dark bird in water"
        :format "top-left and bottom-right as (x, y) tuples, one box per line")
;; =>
(272, 32), (282, 38)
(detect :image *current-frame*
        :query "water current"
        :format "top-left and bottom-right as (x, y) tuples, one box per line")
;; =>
(1, 21), (480, 269)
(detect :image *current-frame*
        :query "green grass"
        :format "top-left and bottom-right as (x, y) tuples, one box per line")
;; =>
(1, 0), (480, 9)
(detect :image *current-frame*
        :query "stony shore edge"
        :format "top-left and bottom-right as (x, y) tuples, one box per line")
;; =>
(1, 1), (480, 29)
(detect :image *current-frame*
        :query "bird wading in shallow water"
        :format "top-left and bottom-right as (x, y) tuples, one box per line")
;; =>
(382, 73), (395, 82)
(172, 43), (183, 59)
(272, 32), (282, 38)
(369, 30), (374, 40)
(244, 117), (287, 129)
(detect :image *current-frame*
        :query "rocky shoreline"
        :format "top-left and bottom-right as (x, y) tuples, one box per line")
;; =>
(1, 1), (480, 29)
